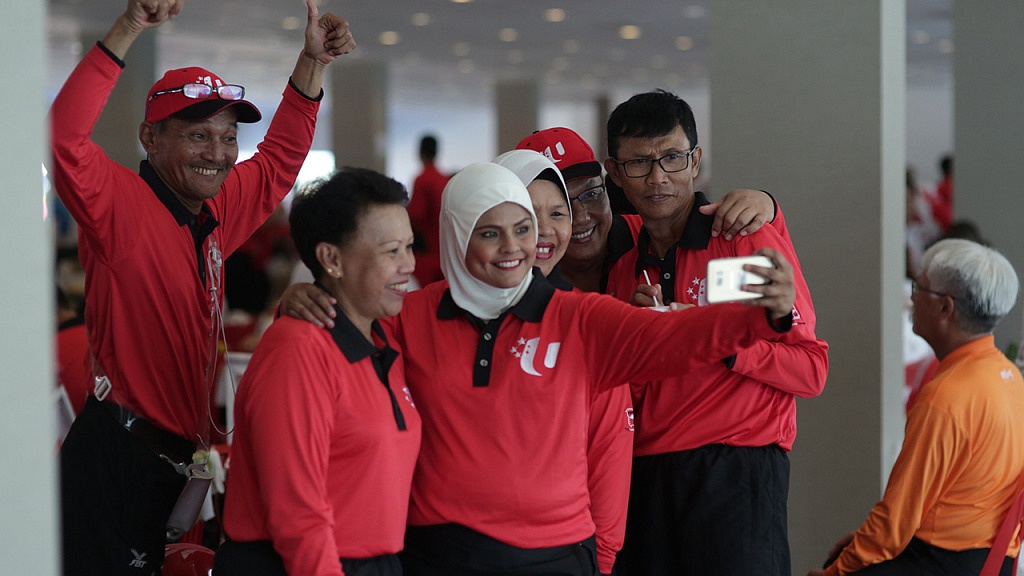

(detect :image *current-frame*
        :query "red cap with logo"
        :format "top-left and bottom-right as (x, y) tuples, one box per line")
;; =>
(145, 66), (261, 124)
(516, 127), (602, 182)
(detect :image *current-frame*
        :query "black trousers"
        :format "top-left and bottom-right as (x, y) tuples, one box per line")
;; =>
(61, 396), (188, 576)
(214, 538), (402, 576)
(617, 444), (791, 576)
(400, 524), (598, 576)
(851, 537), (1015, 576)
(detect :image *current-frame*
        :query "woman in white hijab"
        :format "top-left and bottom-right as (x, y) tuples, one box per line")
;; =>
(493, 149), (572, 283)
(494, 149), (632, 576)
(387, 161), (798, 576)
(436, 162), (538, 321)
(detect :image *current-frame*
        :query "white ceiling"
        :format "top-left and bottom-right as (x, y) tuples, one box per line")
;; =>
(47, 0), (954, 111)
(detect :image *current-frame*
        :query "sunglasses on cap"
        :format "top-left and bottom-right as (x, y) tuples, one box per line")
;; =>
(148, 83), (246, 102)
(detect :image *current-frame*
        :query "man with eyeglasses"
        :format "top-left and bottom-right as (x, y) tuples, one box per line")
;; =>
(517, 127), (777, 295)
(811, 239), (1023, 576)
(600, 90), (829, 576)
(515, 126), (782, 576)
(49, 1), (355, 574)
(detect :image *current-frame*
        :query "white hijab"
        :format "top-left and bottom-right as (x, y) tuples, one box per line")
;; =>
(493, 149), (572, 221)
(440, 162), (538, 321)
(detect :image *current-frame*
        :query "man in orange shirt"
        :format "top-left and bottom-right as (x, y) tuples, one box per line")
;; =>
(813, 238), (1024, 576)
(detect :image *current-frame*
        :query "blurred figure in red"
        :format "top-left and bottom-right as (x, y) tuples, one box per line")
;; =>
(56, 285), (90, 415)
(928, 154), (954, 233)
(407, 134), (450, 286)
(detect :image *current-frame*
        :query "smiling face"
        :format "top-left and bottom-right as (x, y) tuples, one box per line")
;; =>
(527, 179), (571, 276)
(139, 108), (240, 214)
(605, 124), (701, 225)
(333, 204), (416, 331)
(465, 202), (536, 288)
(563, 175), (612, 266)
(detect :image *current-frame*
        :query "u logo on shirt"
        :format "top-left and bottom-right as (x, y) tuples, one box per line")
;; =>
(510, 337), (561, 376)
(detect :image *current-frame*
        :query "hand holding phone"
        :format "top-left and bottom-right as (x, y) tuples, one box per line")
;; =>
(706, 255), (773, 304)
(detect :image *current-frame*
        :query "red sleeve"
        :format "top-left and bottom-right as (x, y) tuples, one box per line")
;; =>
(728, 222), (829, 398)
(49, 45), (143, 260)
(587, 385), (633, 573)
(238, 326), (344, 576)
(575, 293), (788, 391)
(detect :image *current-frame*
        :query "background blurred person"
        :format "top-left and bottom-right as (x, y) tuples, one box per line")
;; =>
(407, 134), (450, 286)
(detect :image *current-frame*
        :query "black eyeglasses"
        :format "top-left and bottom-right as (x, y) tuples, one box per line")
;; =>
(570, 185), (606, 210)
(912, 280), (954, 299)
(148, 83), (245, 102)
(613, 147), (698, 178)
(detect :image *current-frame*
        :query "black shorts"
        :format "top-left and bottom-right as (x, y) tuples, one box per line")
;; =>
(401, 524), (598, 576)
(214, 538), (403, 576)
(617, 444), (790, 576)
(61, 396), (189, 576)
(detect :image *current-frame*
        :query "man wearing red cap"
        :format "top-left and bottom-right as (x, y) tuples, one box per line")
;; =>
(49, 1), (355, 574)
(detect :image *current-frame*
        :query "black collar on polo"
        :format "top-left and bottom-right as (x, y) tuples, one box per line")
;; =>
(323, 290), (407, 431)
(140, 160), (220, 286)
(546, 264), (574, 293)
(437, 268), (556, 387)
(633, 191), (713, 304)
(600, 214), (640, 293)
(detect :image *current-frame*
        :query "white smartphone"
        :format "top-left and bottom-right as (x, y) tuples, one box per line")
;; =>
(706, 255), (773, 304)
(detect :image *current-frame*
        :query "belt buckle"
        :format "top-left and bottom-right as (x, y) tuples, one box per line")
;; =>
(93, 375), (112, 401)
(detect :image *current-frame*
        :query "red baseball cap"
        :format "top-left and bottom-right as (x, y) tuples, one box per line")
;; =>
(145, 66), (261, 124)
(516, 127), (602, 182)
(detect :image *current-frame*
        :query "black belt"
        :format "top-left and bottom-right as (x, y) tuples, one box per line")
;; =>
(98, 398), (196, 468)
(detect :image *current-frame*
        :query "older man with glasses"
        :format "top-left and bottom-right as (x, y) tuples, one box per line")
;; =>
(49, 1), (355, 574)
(599, 90), (829, 576)
(812, 239), (1024, 576)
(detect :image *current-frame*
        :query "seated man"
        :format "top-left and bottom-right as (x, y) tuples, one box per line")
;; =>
(813, 238), (1024, 576)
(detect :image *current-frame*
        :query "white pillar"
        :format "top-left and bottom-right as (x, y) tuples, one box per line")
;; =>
(1, 2), (57, 574)
(330, 59), (388, 173)
(710, 1), (906, 571)
(495, 78), (539, 154)
(954, 2), (1024, 352)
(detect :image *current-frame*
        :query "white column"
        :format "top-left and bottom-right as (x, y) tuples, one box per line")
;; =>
(495, 78), (539, 154)
(954, 2), (1024, 351)
(1, 2), (57, 574)
(330, 59), (388, 173)
(710, 1), (906, 571)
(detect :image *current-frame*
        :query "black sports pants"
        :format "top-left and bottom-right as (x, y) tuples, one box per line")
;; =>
(617, 444), (790, 576)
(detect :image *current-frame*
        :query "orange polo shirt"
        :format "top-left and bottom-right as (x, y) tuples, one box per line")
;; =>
(827, 336), (1024, 575)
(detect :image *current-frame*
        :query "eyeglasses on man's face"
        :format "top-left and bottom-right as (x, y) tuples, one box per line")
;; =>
(912, 279), (954, 299)
(569, 185), (606, 210)
(148, 83), (246, 102)
(613, 147), (698, 178)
